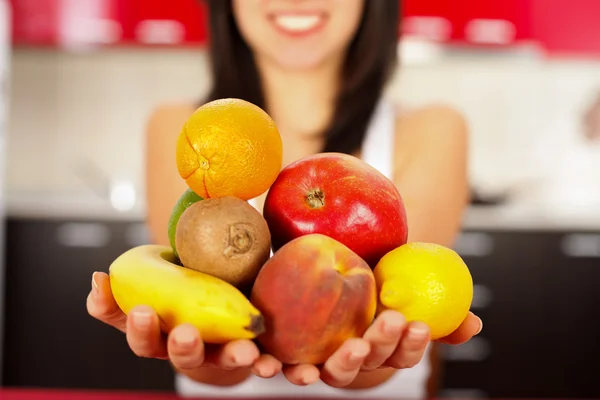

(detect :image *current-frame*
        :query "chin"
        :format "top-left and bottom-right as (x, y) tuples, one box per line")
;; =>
(274, 58), (327, 71)
(266, 49), (340, 72)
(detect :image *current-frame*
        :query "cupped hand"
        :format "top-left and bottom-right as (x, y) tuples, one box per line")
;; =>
(86, 271), (260, 372)
(251, 310), (483, 388)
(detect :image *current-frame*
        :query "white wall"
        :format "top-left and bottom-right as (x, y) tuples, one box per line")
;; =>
(6, 48), (210, 196)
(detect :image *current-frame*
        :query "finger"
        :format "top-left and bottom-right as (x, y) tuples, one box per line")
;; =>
(126, 305), (168, 359)
(320, 338), (371, 388)
(282, 364), (320, 386)
(385, 321), (429, 369)
(437, 312), (483, 345)
(203, 340), (260, 370)
(361, 310), (407, 371)
(167, 324), (205, 370)
(86, 271), (127, 332)
(251, 354), (283, 379)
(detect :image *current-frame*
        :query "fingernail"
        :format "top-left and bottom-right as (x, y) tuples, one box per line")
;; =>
(232, 350), (253, 366)
(475, 316), (483, 335)
(257, 366), (273, 378)
(348, 348), (370, 363)
(132, 311), (152, 329)
(408, 326), (429, 340)
(301, 369), (319, 385)
(382, 321), (402, 336)
(91, 272), (100, 297)
(174, 329), (197, 349)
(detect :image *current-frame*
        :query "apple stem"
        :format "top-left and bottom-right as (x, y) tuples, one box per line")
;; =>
(306, 189), (325, 209)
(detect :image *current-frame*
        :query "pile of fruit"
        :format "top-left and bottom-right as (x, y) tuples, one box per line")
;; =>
(108, 98), (474, 365)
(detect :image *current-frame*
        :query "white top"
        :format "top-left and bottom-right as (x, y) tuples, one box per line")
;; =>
(176, 99), (432, 399)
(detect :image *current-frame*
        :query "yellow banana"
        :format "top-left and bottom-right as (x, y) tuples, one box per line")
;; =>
(108, 244), (265, 344)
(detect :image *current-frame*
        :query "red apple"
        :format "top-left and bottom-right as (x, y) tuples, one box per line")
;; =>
(250, 233), (377, 365)
(263, 152), (408, 267)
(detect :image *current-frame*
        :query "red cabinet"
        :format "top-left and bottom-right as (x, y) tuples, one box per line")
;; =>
(460, 0), (531, 45)
(401, 0), (530, 46)
(10, 0), (62, 46)
(529, 0), (600, 56)
(401, 0), (600, 56)
(401, 0), (459, 42)
(10, 0), (208, 48)
(116, 0), (208, 46)
(9, 0), (600, 57)
(10, 0), (123, 48)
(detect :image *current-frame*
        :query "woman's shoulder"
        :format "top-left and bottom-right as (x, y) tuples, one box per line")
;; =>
(146, 101), (198, 138)
(394, 103), (468, 141)
(392, 103), (469, 172)
(393, 103), (468, 148)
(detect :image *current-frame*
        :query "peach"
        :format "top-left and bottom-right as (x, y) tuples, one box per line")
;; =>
(250, 233), (377, 365)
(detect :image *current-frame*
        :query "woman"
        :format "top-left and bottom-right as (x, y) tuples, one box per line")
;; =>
(87, 0), (482, 398)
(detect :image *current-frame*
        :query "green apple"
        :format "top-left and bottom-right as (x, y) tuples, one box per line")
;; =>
(168, 188), (204, 259)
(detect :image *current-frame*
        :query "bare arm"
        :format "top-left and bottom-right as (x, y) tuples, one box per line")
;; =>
(145, 104), (253, 386)
(345, 105), (470, 390)
(394, 105), (470, 246)
(145, 103), (195, 247)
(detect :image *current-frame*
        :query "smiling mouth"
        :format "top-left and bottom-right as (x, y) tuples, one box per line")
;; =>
(269, 13), (327, 36)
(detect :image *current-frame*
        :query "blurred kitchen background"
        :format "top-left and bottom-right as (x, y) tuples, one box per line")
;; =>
(1, 0), (600, 398)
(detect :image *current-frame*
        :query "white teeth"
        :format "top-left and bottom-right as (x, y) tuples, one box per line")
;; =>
(273, 15), (321, 32)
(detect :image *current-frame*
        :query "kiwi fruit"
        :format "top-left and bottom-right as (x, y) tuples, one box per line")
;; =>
(175, 196), (271, 288)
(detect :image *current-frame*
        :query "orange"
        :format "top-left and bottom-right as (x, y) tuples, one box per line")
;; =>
(373, 242), (473, 340)
(176, 98), (283, 200)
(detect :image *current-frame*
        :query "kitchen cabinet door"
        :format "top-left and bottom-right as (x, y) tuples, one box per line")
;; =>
(402, 0), (600, 55)
(10, 0), (125, 48)
(10, 0), (61, 46)
(529, 0), (600, 56)
(442, 229), (600, 398)
(57, 0), (123, 49)
(2, 218), (174, 391)
(402, 0), (462, 42)
(459, 0), (530, 46)
(546, 231), (600, 397)
(442, 230), (552, 397)
(402, 0), (530, 46)
(117, 0), (208, 46)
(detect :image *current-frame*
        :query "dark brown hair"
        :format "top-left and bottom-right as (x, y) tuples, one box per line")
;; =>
(204, 0), (400, 154)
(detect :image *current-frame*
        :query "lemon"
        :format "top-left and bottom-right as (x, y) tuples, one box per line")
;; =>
(168, 188), (203, 259)
(373, 242), (473, 340)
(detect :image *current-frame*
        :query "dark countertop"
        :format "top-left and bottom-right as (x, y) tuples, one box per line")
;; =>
(4, 189), (600, 231)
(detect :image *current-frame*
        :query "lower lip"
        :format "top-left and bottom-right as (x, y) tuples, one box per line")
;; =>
(269, 15), (328, 38)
